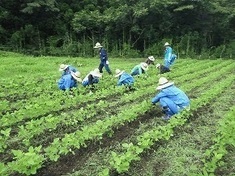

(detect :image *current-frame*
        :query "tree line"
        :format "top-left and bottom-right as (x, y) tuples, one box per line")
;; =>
(0, 0), (234, 58)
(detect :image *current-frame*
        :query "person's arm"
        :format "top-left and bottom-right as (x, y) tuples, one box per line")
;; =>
(138, 65), (143, 75)
(151, 91), (165, 104)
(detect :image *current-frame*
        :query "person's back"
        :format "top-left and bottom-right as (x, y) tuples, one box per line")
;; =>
(131, 62), (148, 76)
(58, 74), (76, 90)
(160, 85), (190, 107)
(118, 72), (134, 86)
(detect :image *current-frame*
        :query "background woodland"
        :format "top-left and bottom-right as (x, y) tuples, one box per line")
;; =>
(0, 0), (235, 58)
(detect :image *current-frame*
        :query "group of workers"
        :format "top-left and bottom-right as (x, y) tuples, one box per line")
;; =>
(57, 42), (190, 120)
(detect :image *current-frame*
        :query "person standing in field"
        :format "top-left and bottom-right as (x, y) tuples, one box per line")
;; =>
(130, 62), (149, 76)
(82, 68), (102, 87)
(115, 69), (135, 90)
(145, 56), (155, 66)
(93, 42), (112, 75)
(163, 42), (177, 70)
(58, 71), (82, 91)
(151, 77), (190, 120)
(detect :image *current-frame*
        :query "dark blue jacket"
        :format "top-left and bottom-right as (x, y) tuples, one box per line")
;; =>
(99, 48), (108, 63)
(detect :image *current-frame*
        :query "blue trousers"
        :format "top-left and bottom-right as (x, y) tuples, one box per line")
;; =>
(159, 97), (186, 116)
(99, 62), (112, 74)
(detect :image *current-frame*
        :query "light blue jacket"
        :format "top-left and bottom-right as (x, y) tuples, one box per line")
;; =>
(131, 64), (145, 76)
(58, 74), (77, 90)
(152, 85), (190, 108)
(164, 46), (173, 68)
(117, 72), (134, 86)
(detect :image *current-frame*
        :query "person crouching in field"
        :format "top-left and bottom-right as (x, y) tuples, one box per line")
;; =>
(82, 68), (102, 90)
(130, 62), (148, 76)
(151, 77), (190, 120)
(93, 42), (112, 75)
(115, 69), (135, 90)
(58, 71), (82, 91)
(58, 64), (82, 91)
(145, 56), (155, 66)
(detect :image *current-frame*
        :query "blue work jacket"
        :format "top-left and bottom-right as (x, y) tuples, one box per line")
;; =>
(117, 72), (134, 86)
(152, 85), (190, 108)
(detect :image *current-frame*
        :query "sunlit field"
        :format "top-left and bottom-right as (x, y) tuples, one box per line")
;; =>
(0, 51), (234, 176)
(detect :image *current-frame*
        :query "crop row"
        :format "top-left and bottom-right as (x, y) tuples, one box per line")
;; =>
(0, 59), (231, 155)
(200, 106), (235, 175)
(1, 61), (234, 175)
(98, 73), (235, 175)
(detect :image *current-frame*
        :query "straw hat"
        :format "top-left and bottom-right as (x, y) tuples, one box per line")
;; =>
(71, 71), (82, 82)
(59, 64), (69, 71)
(148, 56), (155, 61)
(94, 42), (103, 48)
(140, 62), (148, 71)
(156, 77), (174, 90)
(164, 42), (170, 46)
(90, 68), (102, 78)
(115, 69), (124, 78)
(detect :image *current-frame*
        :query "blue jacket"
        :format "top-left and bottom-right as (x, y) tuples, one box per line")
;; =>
(131, 64), (145, 76)
(99, 48), (108, 63)
(164, 46), (173, 68)
(117, 72), (134, 86)
(152, 85), (190, 108)
(58, 74), (77, 90)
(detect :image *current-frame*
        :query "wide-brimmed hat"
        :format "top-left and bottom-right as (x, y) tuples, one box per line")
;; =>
(164, 42), (170, 46)
(156, 77), (174, 90)
(115, 69), (124, 77)
(59, 64), (69, 71)
(140, 62), (148, 71)
(148, 56), (155, 61)
(90, 68), (102, 78)
(94, 42), (103, 49)
(71, 71), (82, 82)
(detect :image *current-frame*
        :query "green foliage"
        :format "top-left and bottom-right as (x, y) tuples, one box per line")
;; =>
(0, 0), (235, 58)
(8, 146), (45, 175)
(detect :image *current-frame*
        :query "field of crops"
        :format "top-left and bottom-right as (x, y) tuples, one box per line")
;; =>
(0, 51), (235, 176)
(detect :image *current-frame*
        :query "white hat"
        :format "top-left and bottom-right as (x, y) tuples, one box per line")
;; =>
(164, 42), (170, 46)
(148, 56), (155, 61)
(140, 62), (148, 71)
(94, 42), (103, 48)
(156, 63), (161, 68)
(59, 64), (69, 71)
(90, 68), (102, 78)
(71, 71), (82, 82)
(156, 77), (174, 90)
(115, 69), (124, 78)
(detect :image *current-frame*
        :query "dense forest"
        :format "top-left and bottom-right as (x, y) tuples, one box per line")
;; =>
(0, 0), (235, 58)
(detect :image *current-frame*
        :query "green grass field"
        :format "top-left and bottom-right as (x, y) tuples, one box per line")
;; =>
(0, 51), (234, 176)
